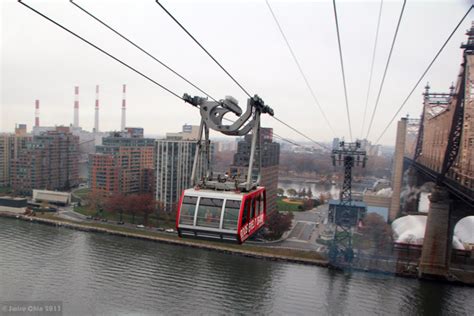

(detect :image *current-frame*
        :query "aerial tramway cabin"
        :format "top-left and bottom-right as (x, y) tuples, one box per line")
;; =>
(176, 187), (266, 243)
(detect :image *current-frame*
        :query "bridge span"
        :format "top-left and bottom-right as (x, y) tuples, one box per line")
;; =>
(389, 22), (474, 280)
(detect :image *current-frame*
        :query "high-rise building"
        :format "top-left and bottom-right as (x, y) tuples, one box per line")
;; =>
(0, 125), (33, 188)
(230, 127), (280, 216)
(10, 127), (79, 194)
(155, 138), (198, 211)
(89, 131), (155, 196)
(155, 125), (205, 211)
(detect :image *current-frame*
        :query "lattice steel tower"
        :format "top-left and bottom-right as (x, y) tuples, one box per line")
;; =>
(329, 141), (367, 265)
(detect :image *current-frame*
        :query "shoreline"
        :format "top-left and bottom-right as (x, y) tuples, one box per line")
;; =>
(1, 212), (472, 286)
(0, 211), (328, 267)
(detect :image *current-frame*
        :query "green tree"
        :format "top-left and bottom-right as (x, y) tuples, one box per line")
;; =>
(286, 188), (297, 197)
(277, 188), (285, 196)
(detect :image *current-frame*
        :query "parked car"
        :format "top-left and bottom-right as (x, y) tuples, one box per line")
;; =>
(136, 224), (145, 228)
(165, 228), (174, 233)
(101, 218), (108, 222)
(156, 227), (165, 232)
(117, 221), (125, 225)
(86, 216), (93, 220)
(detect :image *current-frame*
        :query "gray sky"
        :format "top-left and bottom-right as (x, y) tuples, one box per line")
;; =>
(1, 0), (472, 145)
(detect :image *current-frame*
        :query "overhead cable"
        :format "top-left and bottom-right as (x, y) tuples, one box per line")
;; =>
(19, 0), (184, 102)
(265, 0), (336, 137)
(374, 5), (473, 144)
(70, 0), (218, 103)
(360, 0), (384, 138)
(155, 0), (252, 98)
(332, 0), (353, 141)
(365, 0), (406, 139)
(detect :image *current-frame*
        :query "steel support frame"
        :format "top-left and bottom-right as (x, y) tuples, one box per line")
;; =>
(329, 142), (366, 265)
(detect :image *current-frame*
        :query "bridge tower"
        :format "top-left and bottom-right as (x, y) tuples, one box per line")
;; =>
(389, 118), (407, 221)
(328, 141), (367, 265)
(418, 22), (474, 279)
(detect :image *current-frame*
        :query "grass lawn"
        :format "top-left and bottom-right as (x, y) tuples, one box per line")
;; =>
(276, 197), (303, 212)
(73, 188), (90, 200)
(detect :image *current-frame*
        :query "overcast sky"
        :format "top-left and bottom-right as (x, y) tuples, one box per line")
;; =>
(1, 0), (472, 145)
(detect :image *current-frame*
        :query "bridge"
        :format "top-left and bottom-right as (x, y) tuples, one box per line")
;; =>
(390, 23), (474, 280)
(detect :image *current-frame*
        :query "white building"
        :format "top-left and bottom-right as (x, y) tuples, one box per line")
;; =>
(155, 138), (198, 211)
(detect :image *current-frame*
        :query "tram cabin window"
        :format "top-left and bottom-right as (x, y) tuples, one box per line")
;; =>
(250, 197), (256, 219)
(222, 200), (240, 230)
(196, 198), (223, 228)
(241, 199), (251, 226)
(180, 196), (197, 225)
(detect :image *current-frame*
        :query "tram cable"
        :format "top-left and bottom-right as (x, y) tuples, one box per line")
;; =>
(70, 0), (219, 103)
(155, 0), (332, 149)
(18, 0), (184, 102)
(360, 0), (384, 139)
(20, 1), (328, 151)
(265, 0), (336, 137)
(365, 0), (406, 140)
(374, 4), (474, 144)
(155, 0), (252, 98)
(332, 0), (353, 142)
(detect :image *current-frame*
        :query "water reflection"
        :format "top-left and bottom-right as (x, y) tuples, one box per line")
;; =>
(1, 218), (473, 315)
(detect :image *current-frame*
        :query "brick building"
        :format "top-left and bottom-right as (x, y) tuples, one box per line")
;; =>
(89, 131), (155, 196)
(10, 127), (79, 194)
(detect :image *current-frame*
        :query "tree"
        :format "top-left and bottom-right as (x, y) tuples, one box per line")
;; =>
(105, 193), (126, 222)
(286, 188), (297, 197)
(302, 199), (314, 211)
(265, 211), (294, 240)
(319, 193), (326, 205)
(125, 194), (140, 224)
(307, 187), (313, 199)
(136, 194), (155, 226)
(359, 213), (393, 253)
(86, 191), (105, 215)
(277, 188), (285, 196)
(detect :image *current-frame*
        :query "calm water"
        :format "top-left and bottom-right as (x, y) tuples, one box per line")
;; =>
(1, 218), (473, 315)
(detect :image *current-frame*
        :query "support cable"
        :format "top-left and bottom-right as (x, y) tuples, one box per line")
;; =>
(360, 0), (384, 138)
(365, 0), (406, 139)
(272, 116), (330, 150)
(19, 0), (184, 102)
(332, 0), (353, 141)
(20, 1), (326, 150)
(70, 0), (219, 103)
(155, 0), (252, 98)
(265, 0), (336, 136)
(374, 5), (473, 144)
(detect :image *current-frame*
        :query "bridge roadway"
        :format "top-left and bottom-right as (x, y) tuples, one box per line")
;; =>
(404, 157), (474, 207)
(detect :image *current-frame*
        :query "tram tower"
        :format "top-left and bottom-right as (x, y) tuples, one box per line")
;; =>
(329, 141), (367, 264)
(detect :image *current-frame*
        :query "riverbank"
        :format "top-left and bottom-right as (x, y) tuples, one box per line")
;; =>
(0, 211), (328, 267)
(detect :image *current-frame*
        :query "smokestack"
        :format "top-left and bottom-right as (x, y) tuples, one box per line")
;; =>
(94, 85), (99, 133)
(121, 84), (126, 131)
(35, 100), (40, 127)
(73, 86), (79, 128)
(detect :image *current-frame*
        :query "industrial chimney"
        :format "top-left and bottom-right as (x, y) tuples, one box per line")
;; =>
(73, 86), (79, 128)
(121, 84), (126, 131)
(94, 85), (99, 133)
(35, 100), (40, 127)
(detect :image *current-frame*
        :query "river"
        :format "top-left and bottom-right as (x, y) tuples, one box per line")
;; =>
(0, 217), (473, 315)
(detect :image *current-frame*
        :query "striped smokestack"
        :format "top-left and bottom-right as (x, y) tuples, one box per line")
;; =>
(121, 84), (126, 131)
(94, 85), (99, 133)
(35, 100), (40, 127)
(73, 86), (79, 128)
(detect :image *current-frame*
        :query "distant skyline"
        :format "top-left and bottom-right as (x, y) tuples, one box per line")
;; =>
(1, 0), (473, 145)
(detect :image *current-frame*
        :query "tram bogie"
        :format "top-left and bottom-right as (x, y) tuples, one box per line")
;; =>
(176, 187), (266, 244)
